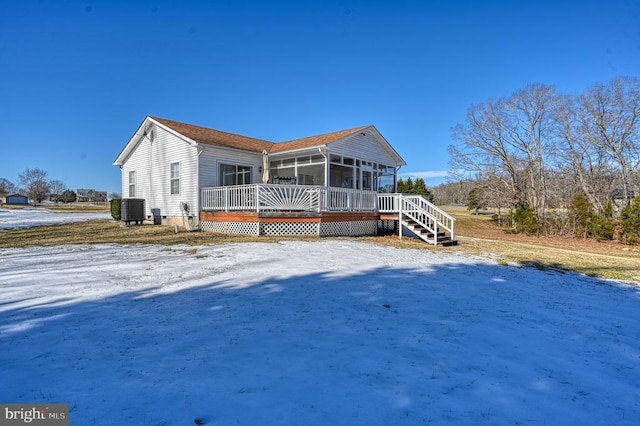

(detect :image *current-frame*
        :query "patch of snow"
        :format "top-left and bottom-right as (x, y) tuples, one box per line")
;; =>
(0, 208), (111, 230)
(0, 241), (638, 425)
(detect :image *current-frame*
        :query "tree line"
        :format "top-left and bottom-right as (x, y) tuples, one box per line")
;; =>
(0, 168), (76, 203)
(396, 176), (434, 201)
(0, 168), (118, 204)
(444, 76), (640, 242)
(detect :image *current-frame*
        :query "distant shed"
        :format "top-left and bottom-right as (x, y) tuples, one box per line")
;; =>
(5, 194), (28, 205)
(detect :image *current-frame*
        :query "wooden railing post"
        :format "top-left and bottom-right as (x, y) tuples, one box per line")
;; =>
(256, 185), (260, 213)
(398, 194), (403, 239)
(451, 220), (455, 241)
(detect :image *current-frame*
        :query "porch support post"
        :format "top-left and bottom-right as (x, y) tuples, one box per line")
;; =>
(451, 220), (455, 241)
(398, 193), (403, 239)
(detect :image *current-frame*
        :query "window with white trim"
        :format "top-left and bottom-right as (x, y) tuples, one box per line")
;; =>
(128, 170), (136, 197)
(170, 162), (180, 195)
(220, 164), (251, 186)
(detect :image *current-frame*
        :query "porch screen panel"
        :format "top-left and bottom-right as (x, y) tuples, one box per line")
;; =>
(297, 164), (324, 185)
(330, 164), (353, 188)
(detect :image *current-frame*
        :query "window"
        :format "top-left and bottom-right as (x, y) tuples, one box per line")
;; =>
(220, 164), (251, 186)
(128, 170), (136, 197)
(170, 162), (180, 195)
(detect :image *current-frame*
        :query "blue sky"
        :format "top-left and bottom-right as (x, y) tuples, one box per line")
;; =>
(1, 0), (639, 196)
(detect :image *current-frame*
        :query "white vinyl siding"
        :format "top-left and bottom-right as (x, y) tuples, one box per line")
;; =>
(170, 162), (180, 195)
(120, 122), (199, 219)
(330, 131), (399, 167)
(198, 145), (262, 188)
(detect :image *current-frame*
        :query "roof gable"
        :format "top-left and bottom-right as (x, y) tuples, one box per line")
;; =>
(115, 116), (406, 166)
(151, 117), (274, 153)
(269, 126), (370, 153)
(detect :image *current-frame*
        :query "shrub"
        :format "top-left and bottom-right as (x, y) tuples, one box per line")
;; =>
(620, 196), (640, 244)
(110, 198), (121, 221)
(568, 192), (593, 238)
(588, 199), (615, 241)
(506, 201), (539, 235)
(590, 215), (615, 240)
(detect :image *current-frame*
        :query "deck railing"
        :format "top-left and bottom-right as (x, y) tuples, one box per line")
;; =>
(200, 186), (455, 240)
(201, 184), (378, 212)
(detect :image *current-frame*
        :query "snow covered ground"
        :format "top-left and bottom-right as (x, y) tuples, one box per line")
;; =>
(0, 207), (111, 230)
(1, 240), (639, 425)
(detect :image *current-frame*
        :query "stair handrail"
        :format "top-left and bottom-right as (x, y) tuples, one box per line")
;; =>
(400, 195), (456, 244)
(401, 196), (439, 244)
(404, 195), (455, 240)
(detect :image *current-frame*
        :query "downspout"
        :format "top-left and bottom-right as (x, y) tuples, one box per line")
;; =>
(195, 144), (204, 230)
(318, 147), (328, 212)
(145, 131), (153, 218)
(395, 165), (403, 239)
(394, 165), (402, 193)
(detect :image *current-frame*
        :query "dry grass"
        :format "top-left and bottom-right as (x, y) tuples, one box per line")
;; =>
(1, 208), (638, 283)
(45, 203), (110, 212)
(438, 206), (640, 283)
(0, 220), (316, 249)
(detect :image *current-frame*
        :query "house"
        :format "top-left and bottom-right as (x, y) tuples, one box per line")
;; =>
(77, 189), (108, 203)
(5, 194), (29, 205)
(114, 116), (456, 244)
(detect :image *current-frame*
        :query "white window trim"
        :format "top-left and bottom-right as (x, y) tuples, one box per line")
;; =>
(170, 162), (180, 195)
(218, 162), (252, 186)
(128, 170), (136, 198)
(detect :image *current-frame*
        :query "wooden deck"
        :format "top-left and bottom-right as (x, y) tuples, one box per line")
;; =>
(199, 186), (456, 244)
(200, 211), (380, 223)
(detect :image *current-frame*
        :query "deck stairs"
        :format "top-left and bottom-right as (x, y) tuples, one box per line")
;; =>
(401, 218), (457, 246)
(378, 194), (457, 246)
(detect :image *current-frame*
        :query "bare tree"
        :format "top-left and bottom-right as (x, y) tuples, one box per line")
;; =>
(431, 179), (475, 205)
(0, 178), (16, 195)
(18, 168), (50, 204)
(503, 84), (559, 221)
(554, 94), (615, 212)
(577, 77), (640, 206)
(48, 179), (67, 204)
(450, 97), (524, 208)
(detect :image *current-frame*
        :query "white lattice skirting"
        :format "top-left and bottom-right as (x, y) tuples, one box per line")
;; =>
(319, 221), (377, 236)
(200, 220), (377, 237)
(200, 221), (259, 235)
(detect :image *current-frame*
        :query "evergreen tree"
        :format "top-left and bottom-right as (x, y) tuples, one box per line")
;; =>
(400, 177), (414, 194)
(621, 196), (640, 243)
(396, 178), (407, 193)
(590, 200), (615, 240)
(568, 192), (593, 238)
(507, 201), (539, 235)
(466, 187), (486, 215)
(61, 189), (77, 203)
(413, 178), (428, 195)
